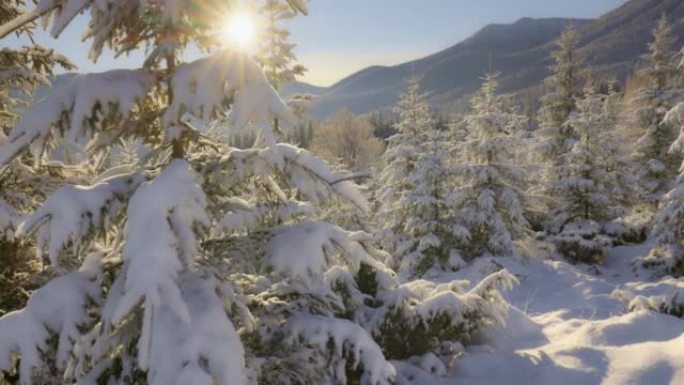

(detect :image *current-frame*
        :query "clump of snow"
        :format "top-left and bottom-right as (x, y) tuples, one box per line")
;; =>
(0, 252), (102, 384)
(612, 278), (684, 316)
(145, 272), (247, 385)
(111, 160), (209, 369)
(16, 171), (145, 265)
(288, 315), (396, 385)
(0, 69), (154, 166)
(164, 50), (294, 141)
(266, 221), (377, 285)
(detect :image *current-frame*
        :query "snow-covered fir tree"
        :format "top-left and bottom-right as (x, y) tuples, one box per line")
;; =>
(545, 82), (633, 263)
(451, 72), (529, 260)
(644, 87), (684, 276)
(536, 25), (583, 163)
(532, 24), (585, 231)
(376, 76), (463, 277)
(631, 15), (682, 210)
(0, 2), (516, 385)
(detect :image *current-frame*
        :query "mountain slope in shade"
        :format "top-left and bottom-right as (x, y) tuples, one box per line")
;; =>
(281, 81), (326, 97)
(305, 0), (684, 118)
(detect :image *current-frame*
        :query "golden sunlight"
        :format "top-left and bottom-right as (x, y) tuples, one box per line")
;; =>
(220, 13), (257, 50)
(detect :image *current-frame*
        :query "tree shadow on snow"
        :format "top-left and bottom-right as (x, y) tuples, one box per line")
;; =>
(634, 361), (675, 385)
(452, 349), (607, 385)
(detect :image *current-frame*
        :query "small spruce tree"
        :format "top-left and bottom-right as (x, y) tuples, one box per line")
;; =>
(377, 76), (462, 277)
(532, 25), (585, 230)
(645, 94), (684, 275)
(451, 72), (529, 259)
(546, 83), (632, 263)
(631, 15), (682, 210)
(536, 25), (584, 165)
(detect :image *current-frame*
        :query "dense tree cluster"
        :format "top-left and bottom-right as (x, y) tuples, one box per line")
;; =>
(378, 19), (684, 271)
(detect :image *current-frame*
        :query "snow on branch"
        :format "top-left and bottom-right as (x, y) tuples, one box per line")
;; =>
(277, 143), (370, 211)
(164, 50), (294, 141)
(0, 253), (102, 384)
(16, 171), (146, 266)
(367, 269), (517, 359)
(70, 273), (250, 385)
(0, 69), (155, 166)
(0, 199), (19, 239)
(143, 272), (247, 385)
(110, 159), (209, 369)
(194, 143), (369, 211)
(612, 278), (684, 317)
(288, 315), (395, 385)
(285, 0), (309, 15)
(666, 101), (684, 154)
(218, 199), (314, 233)
(266, 221), (381, 286)
(39, 0), (92, 38)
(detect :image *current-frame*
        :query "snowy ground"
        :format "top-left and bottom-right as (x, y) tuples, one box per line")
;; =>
(428, 242), (684, 385)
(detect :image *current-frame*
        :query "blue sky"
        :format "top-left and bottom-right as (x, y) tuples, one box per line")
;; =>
(7, 0), (627, 86)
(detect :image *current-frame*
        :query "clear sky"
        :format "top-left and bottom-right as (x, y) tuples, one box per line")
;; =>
(6, 0), (628, 86)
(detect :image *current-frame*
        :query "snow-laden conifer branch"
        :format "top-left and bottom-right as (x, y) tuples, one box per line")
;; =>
(0, 251), (102, 385)
(218, 199), (314, 233)
(194, 142), (369, 214)
(266, 221), (381, 286)
(612, 278), (684, 317)
(164, 50), (294, 141)
(16, 171), (146, 265)
(110, 160), (208, 356)
(0, 69), (155, 166)
(288, 315), (396, 385)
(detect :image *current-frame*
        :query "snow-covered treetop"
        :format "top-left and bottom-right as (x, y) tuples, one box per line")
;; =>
(378, 76), (435, 204)
(377, 75), (436, 211)
(536, 24), (585, 167)
(641, 14), (676, 92)
(546, 24), (584, 103)
(453, 72), (529, 259)
(258, 0), (307, 90)
(463, 72), (525, 165)
(393, 76), (434, 139)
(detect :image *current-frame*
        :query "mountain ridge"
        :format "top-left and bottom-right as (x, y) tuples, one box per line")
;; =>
(295, 0), (684, 118)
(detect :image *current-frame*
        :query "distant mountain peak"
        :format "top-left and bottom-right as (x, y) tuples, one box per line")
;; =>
(305, 0), (684, 119)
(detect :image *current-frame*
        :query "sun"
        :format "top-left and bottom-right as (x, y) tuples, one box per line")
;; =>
(220, 13), (257, 50)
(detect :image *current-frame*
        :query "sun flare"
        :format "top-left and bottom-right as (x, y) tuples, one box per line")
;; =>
(221, 13), (257, 50)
